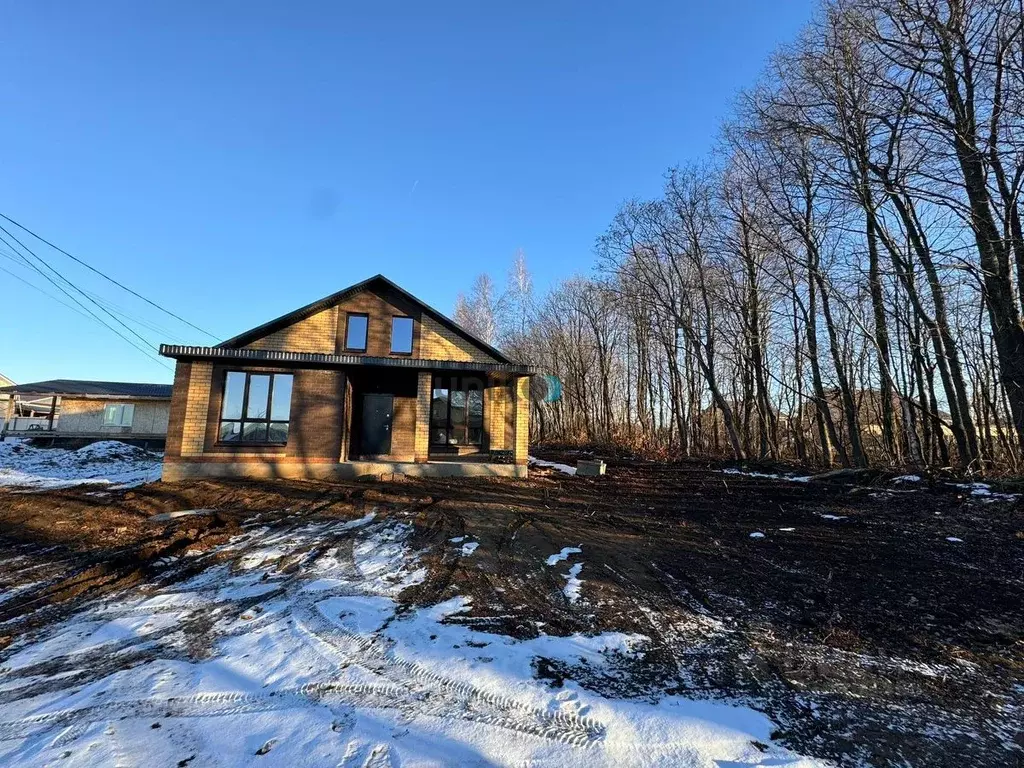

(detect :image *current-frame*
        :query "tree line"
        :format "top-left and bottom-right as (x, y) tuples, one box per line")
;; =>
(459, 0), (1024, 471)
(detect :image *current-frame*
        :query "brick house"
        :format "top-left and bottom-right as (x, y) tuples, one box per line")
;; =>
(159, 275), (535, 481)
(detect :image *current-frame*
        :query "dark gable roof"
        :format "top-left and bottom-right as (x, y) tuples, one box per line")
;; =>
(0, 379), (173, 398)
(216, 274), (514, 364)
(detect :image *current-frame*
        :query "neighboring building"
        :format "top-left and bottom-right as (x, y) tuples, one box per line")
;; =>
(0, 379), (172, 449)
(158, 274), (535, 481)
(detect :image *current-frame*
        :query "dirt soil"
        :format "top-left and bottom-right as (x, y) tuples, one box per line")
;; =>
(0, 455), (1021, 767)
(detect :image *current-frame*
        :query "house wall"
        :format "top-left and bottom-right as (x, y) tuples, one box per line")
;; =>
(57, 397), (170, 435)
(162, 283), (530, 481)
(238, 283), (495, 364)
(200, 366), (347, 461)
(420, 315), (494, 363)
(246, 306), (338, 354)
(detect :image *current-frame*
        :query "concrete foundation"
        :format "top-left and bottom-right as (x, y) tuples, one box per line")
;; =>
(162, 459), (527, 483)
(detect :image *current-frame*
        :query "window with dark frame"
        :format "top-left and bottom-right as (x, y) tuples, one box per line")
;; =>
(429, 376), (484, 447)
(345, 313), (368, 351)
(390, 316), (413, 354)
(218, 371), (294, 444)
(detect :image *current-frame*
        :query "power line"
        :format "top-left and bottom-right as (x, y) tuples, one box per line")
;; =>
(0, 262), (99, 323)
(0, 224), (162, 352)
(0, 241), (190, 349)
(0, 211), (220, 341)
(0, 227), (172, 372)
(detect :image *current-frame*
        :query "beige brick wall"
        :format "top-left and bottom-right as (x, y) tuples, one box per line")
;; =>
(234, 287), (496, 366)
(420, 315), (495, 363)
(513, 375), (529, 465)
(390, 394), (416, 461)
(180, 362), (213, 456)
(245, 305), (338, 353)
(414, 371), (430, 462)
(485, 384), (506, 450)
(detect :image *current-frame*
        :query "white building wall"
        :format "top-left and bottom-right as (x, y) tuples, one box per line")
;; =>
(56, 398), (170, 435)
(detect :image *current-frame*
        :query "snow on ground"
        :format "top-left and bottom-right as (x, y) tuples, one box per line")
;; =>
(529, 456), (578, 475)
(0, 514), (830, 767)
(460, 541), (479, 556)
(892, 475), (922, 483)
(749, 532), (766, 539)
(562, 562), (584, 604)
(0, 440), (162, 490)
(719, 468), (812, 483)
(948, 482), (1021, 503)
(546, 546), (583, 566)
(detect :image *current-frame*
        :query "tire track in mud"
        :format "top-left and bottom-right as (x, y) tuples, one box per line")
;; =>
(0, 514), (607, 752)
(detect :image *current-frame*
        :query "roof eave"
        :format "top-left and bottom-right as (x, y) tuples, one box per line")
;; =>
(159, 345), (539, 375)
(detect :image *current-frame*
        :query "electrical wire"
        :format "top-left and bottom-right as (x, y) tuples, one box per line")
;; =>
(0, 211), (220, 341)
(0, 227), (173, 371)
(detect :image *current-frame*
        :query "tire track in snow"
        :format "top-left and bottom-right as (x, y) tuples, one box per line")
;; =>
(0, 514), (607, 753)
(293, 596), (606, 746)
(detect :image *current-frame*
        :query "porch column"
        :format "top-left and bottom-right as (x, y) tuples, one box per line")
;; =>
(513, 374), (530, 466)
(2, 394), (13, 438)
(47, 395), (58, 431)
(414, 371), (431, 463)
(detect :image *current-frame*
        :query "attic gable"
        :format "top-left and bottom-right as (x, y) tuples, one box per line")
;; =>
(217, 275), (508, 364)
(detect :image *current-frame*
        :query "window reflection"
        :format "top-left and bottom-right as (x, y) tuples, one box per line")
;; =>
(391, 316), (413, 354)
(218, 371), (294, 444)
(429, 376), (484, 447)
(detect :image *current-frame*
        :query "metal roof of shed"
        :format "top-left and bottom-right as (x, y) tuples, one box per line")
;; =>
(0, 379), (173, 399)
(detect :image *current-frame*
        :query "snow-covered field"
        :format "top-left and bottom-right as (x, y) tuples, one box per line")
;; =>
(0, 440), (162, 490)
(0, 511), (830, 767)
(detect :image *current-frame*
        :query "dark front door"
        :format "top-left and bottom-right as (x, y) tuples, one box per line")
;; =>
(360, 394), (393, 455)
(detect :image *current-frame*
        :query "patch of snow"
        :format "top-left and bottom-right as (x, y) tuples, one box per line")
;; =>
(892, 474), (922, 483)
(0, 439), (162, 491)
(148, 508), (214, 523)
(341, 510), (376, 530)
(819, 514), (847, 521)
(449, 536), (465, 543)
(546, 546), (583, 566)
(719, 468), (813, 483)
(779, 527), (796, 532)
(949, 482), (1020, 503)
(461, 541), (479, 556)
(946, 536), (964, 543)
(749, 532), (766, 539)
(529, 456), (578, 476)
(563, 562), (584, 604)
(0, 513), (831, 768)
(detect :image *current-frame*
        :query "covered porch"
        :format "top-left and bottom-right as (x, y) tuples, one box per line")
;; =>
(158, 345), (534, 482)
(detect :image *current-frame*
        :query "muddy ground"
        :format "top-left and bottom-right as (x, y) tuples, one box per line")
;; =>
(0, 455), (1021, 767)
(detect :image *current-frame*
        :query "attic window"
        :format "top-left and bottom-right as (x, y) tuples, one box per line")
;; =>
(345, 313), (368, 352)
(391, 316), (413, 354)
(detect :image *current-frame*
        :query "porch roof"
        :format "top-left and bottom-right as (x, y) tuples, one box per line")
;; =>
(158, 345), (539, 375)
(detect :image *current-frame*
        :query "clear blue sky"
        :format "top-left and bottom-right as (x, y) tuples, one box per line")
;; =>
(1, 1), (814, 384)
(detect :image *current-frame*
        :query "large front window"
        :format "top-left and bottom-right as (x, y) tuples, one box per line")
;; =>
(430, 376), (483, 446)
(219, 371), (293, 444)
